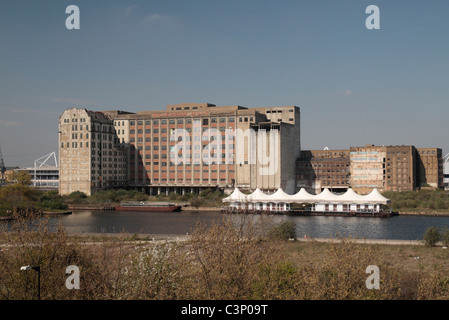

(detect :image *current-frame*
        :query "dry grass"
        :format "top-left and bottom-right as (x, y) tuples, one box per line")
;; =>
(3, 216), (449, 300)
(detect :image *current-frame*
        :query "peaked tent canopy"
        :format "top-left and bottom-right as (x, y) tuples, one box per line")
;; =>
(267, 188), (292, 202)
(223, 187), (390, 206)
(314, 188), (341, 203)
(363, 188), (390, 205)
(290, 188), (316, 203)
(223, 188), (247, 202)
(336, 188), (366, 204)
(246, 188), (270, 202)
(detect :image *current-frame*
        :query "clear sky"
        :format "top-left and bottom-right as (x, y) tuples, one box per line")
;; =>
(0, 0), (448, 167)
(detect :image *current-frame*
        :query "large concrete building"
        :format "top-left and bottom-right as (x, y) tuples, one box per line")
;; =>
(297, 145), (443, 194)
(59, 108), (128, 195)
(59, 103), (301, 195)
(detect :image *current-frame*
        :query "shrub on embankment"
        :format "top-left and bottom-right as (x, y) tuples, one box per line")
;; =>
(382, 189), (449, 212)
(0, 185), (67, 217)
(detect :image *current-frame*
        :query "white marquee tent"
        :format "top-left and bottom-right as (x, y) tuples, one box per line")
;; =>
(223, 187), (390, 213)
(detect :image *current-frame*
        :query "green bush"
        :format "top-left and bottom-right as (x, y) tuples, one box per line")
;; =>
(267, 221), (297, 241)
(423, 227), (440, 247)
(68, 191), (87, 199)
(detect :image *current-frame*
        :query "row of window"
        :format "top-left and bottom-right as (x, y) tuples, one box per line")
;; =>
(62, 142), (89, 148)
(142, 178), (227, 183)
(62, 117), (87, 123)
(266, 109), (294, 113)
(127, 117), (236, 127)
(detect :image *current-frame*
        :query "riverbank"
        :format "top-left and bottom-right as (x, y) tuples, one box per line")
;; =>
(398, 210), (449, 217)
(0, 210), (72, 221)
(36, 204), (449, 216)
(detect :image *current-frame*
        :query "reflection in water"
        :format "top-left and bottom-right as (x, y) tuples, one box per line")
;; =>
(47, 210), (449, 240)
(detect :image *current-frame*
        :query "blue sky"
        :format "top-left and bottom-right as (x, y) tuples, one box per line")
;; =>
(0, 0), (448, 167)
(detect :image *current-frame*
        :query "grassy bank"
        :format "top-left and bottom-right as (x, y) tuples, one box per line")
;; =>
(383, 189), (449, 213)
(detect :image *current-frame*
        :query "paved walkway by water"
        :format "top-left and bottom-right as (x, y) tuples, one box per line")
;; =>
(68, 232), (427, 246)
(298, 236), (423, 245)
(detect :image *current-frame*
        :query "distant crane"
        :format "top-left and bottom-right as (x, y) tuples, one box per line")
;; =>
(0, 145), (6, 186)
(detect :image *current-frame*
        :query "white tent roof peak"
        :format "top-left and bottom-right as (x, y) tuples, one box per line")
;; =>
(364, 188), (390, 204)
(338, 188), (365, 203)
(314, 188), (340, 202)
(223, 187), (247, 202)
(247, 188), (270, 202)
(291, 188), (315, 203)
(267, 188), (292, 201)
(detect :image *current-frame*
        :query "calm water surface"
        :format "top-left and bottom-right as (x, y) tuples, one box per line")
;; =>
(48, 210), (449, 241)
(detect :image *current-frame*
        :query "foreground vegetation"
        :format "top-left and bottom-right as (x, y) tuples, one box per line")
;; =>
(2, 216), (449, 300)
(383, 189), (449, 212)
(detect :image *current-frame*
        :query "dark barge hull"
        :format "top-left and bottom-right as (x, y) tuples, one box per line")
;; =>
(115, 205), (181, 212)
